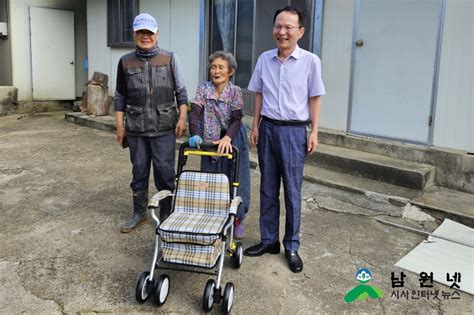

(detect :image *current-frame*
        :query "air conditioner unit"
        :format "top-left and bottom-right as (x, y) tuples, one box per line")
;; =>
(0, 22), (8, 36)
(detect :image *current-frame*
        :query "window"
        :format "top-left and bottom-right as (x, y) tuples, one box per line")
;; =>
(209, 0), (252, 88)
(107, 0), (139, 47)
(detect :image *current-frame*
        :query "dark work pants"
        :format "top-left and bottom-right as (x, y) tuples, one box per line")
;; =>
(127, 133), (176, 214)
(257, 119), (307, 251)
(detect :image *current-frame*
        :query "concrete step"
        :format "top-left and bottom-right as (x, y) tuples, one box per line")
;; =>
(411, 186), (474, 227)
(307, 144), (436, 191)
(250, 149), (473, 226)
(301, 162), (422, 200)
(316, 127), (474, 195)
(302, 158), (474, 226)
(65, 111), (116, 132)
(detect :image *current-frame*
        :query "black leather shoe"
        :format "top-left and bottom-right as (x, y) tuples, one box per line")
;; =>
(285, 250), (303, 273)
(243, 242), (280, 256)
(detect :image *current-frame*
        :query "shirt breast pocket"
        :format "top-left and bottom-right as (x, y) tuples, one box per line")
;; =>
(125, 68), (144, 92)
(152, 65), (172, 88)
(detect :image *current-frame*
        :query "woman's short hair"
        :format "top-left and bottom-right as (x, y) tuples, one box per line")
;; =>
(208, 51), (238, 76)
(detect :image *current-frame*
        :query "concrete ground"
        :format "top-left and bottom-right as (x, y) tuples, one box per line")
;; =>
(0, 111), (472, 314)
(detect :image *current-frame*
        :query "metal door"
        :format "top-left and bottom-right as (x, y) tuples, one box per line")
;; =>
(30, 7), (75, 100)
(348, 0), (443, 143)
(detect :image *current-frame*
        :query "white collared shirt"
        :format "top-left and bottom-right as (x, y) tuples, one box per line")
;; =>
(248, 45), (326, 121)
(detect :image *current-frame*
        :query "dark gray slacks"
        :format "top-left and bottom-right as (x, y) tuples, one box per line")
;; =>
(257, 119), (307, 251)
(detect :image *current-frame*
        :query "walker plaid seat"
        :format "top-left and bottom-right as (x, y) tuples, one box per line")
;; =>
(158, 171), (230, 267)
(161, 240), (223, 268)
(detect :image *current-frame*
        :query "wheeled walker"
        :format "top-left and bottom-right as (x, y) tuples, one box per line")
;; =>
(135, 142), (243, 313)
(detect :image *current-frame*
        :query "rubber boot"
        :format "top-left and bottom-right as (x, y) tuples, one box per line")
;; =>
(120, 190), (148, 233)
(159, 196), (172, 223)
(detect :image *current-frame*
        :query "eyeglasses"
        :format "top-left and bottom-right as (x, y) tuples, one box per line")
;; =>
(273, 24), (301, 31)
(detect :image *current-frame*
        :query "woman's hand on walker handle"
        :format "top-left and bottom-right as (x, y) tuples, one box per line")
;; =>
(213, 135), (232, 154)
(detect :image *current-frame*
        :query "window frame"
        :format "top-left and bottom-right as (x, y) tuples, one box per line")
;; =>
(107, 0), (139, 48)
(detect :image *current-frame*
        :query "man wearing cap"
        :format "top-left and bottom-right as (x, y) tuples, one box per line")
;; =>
(114, 13), (188, 233)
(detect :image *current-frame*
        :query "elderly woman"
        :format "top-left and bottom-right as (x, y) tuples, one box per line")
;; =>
(188, 51), (250, 239)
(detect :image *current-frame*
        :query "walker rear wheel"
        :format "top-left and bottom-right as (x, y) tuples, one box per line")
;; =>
(202, 279), (216, 312)
(153, 274), (170, 306)
(135, 271), (153, 303)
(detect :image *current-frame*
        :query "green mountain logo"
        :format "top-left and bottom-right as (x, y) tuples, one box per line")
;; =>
(344, 268), (384, 303)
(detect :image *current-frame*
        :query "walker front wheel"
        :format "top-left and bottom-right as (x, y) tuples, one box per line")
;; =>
(135, 271), (153, 303)
(153, 274), (170, 306)
(202, 279), (216, 312)
(221, 282), (234, 314)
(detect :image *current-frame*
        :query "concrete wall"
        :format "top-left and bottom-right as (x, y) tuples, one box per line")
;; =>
(433, 0), (473, 152)
(9, 0), (87, 101)
(87, 0), (201, 100)
(319, 0), (354, 131)
(0, 0), (12, 85)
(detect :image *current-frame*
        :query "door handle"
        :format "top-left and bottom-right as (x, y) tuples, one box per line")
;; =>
(70, 61), (74, 65)
(355, 39), (364, 48)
